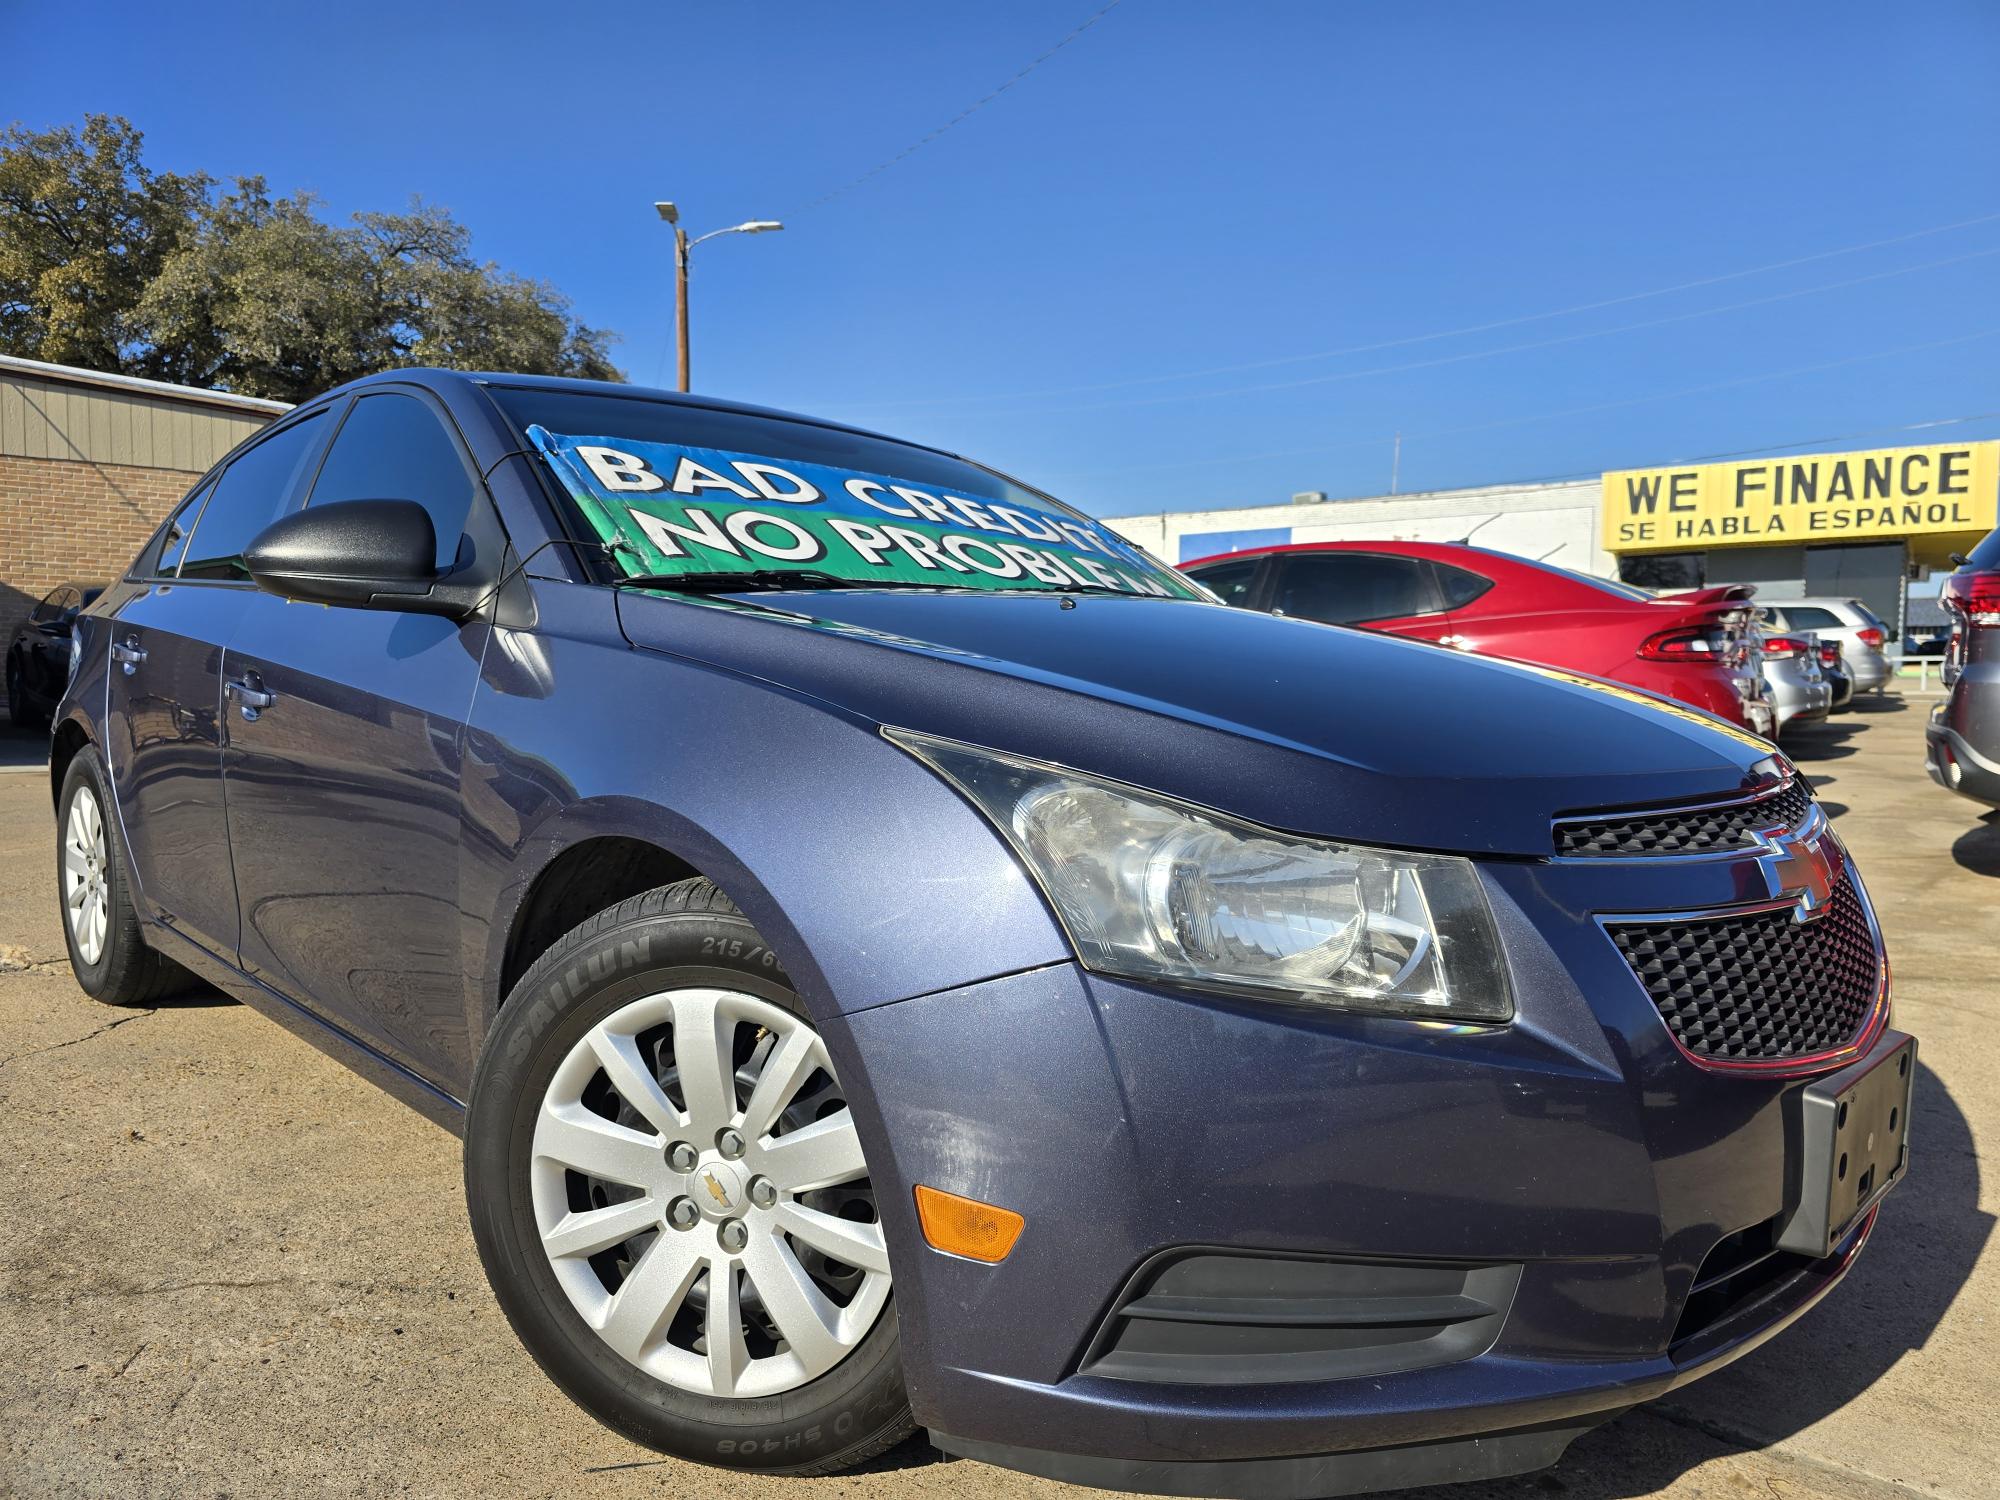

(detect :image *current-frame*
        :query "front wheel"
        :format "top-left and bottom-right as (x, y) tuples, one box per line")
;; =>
(56, 745), (197, 1005)
(465, 879), (914, 1475)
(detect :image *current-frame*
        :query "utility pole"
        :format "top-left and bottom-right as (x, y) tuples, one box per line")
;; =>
(1390, 432), (1402, 495)
(673, 225), (691, 393)
(654, 202), (784, 394)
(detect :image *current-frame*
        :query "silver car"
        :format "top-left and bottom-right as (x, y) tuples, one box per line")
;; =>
(1757, 598), (1894, 693)
(1758, 630), (1832, 735)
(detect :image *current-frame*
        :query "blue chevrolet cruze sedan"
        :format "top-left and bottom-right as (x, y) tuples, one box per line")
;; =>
(51, 370), (1914, 1497)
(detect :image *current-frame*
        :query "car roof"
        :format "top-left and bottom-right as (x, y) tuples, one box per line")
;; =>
(1183, 538), (1522, 564)
(310, 368), (931, 455)
(1181, 538), (1581, 575)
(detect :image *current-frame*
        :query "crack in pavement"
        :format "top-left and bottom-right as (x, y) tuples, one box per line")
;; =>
(0, 1006), (156, 1071)
(1, 1273), (453, 1307)
(1644, 1403), (1946, 1499)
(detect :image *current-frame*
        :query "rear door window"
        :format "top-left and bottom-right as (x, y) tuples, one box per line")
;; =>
(1185, 557), (1262, 607)
(1780, 605), (1843, 630)
(1273, 553), (1437, 625)
(1431, 561), (1495, 610)
(307, 392), (477, 571)
(179, 412), (329, 582)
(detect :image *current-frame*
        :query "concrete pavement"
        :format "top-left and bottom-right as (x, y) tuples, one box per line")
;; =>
(1, 696), (1995, 1499)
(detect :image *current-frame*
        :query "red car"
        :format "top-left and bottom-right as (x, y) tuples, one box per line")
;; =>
(1181, 540), (1766, 732)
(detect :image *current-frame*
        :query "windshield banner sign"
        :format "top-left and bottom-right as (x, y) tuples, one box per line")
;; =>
(528, 427), (1199, 597)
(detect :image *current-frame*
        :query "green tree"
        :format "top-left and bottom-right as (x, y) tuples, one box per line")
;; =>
(0, 115), (622, 396)
(0, 114), (211, 375)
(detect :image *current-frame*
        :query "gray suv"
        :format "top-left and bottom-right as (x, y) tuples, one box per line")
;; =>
(1926, 530), (2000, 807)
(1756, 599), (1893, 694)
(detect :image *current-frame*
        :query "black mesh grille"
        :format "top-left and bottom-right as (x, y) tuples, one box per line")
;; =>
(1556, 778), (1812, 858)
(1607, 875), (1880, 1062)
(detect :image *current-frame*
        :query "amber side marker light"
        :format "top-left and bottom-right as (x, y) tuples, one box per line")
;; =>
(914, 1185), (1024, 1263)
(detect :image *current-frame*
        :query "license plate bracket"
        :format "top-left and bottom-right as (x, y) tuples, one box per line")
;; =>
(1777, 1030), (1916, 1257)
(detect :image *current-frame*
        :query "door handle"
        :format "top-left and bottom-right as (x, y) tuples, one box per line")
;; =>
(111, 638), (146, 675)
(225, 676), (276, 720)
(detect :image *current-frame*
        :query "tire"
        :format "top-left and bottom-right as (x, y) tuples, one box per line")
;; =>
(56, 744), (198, 1006)
(465, 878), (915, 1476)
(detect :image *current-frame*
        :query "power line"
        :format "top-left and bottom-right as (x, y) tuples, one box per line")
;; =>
(1638, 411), (2000, 471)
(809, 208), (2000, 411)
(1423, 407), (2000, 497)
(1071, 405), (2000, 517)
(1037, 326), (2000, 486)
(996, 245), (2000, 417)
(796, 1), (1125, 215)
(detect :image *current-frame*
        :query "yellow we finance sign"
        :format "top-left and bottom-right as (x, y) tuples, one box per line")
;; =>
(1602, 441), (1998, 552)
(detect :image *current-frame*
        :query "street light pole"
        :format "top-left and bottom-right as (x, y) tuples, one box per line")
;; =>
(654, 202), (783, 394)
(673, 224), (691, 393)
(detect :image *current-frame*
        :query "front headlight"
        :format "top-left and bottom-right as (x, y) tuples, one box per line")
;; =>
(888, 729), (1512, 1022)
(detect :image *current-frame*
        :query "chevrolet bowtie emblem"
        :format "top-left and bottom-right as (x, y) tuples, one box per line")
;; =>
(702, 1171), (732, 1208)
(1751, 807), (1841, 922)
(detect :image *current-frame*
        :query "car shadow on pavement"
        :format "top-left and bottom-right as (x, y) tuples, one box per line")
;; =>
(1950, 811), (2000, 878)
(1782, 721), (1862, 762)
(1845, 695), (1909, 715)
(0, 722), (52, 773)
(152, 984), (238, 1007)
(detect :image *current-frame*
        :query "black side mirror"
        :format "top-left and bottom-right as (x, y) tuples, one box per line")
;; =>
(244, 500), (483, 618)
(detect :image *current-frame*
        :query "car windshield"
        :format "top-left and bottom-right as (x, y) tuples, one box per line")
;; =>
(1967, 527), (2000, 571)
(487, 387), (1200, 600)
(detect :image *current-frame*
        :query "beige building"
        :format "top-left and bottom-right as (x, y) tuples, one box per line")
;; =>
(1109, 479), (1605, 573)
(0, 355), (285, 711)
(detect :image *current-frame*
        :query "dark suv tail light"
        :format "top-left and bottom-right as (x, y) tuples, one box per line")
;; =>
(1943, 571), (2000, 627)
(1762, 635), (1805, 659)
(1855, 626), (1885, 649)
(1818, 641), (1841, 668)
(1640, 627), (1728, 661)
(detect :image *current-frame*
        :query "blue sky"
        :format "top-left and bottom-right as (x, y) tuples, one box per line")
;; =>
(9, 1), (1999, 518)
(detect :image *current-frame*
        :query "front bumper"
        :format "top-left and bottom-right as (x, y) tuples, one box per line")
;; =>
(932, 1211), (1872, 1497)
(829, 859), (1890, 1495)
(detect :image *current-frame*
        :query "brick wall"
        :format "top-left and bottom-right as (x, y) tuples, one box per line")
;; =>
(0, 453), (203, 711)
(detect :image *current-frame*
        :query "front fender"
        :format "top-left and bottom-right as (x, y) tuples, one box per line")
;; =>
(49, 603), (117, 804)
(460, 582), (1068, 1053)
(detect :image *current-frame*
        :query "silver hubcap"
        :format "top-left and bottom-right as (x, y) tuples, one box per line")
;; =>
(63, 785), (110, 965)
(530, 987), (889, 1398)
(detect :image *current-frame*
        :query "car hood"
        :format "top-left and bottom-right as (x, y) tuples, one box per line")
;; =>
(615, 588), (1778, 858)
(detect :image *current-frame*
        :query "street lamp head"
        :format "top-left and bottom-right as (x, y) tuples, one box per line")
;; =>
(653, 201), (680, 225)
(737, 220), (784, 234)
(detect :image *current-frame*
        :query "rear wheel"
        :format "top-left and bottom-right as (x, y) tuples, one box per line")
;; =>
(465, 879), (914, 1475)
(56, 745), (198, 1005)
